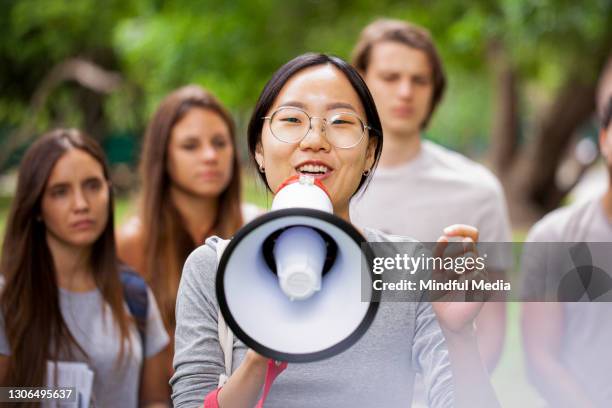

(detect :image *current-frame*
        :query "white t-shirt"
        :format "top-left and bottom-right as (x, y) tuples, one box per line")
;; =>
(521, 197), (612, 407)
(0, 286), (169, 408)
(350, 140), (511, 267)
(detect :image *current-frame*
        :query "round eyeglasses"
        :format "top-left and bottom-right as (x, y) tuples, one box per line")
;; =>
(262, 107), (370, 149)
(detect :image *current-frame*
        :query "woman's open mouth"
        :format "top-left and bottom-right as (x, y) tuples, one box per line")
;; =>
(296, 163), (333, 180)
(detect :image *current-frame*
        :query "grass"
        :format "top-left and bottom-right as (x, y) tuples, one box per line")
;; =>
(491, 303), (545, 407)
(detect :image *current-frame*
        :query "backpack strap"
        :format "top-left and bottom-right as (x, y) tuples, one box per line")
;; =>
(215, 239), (233, 387)
(119, 265), (148, 351)
(212, 238), (288, 405)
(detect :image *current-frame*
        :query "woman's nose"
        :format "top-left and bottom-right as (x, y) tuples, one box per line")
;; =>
(299, 117), (331, 151)
(201, 145), (218, 161)
(72, 188), (89, 212)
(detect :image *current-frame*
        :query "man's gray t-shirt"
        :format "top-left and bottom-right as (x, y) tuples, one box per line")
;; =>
(350, 140), (511, 268)
(0, 285), (170, 408)
(170, 228), (453, 408)
(350, 139), (511, 405)
(521, 197), (612, 407)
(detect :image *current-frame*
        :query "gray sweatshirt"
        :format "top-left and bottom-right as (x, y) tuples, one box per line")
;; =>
(170, 228), (453, 407)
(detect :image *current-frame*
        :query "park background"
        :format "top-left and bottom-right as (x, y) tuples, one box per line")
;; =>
(1, 0), (611, 406)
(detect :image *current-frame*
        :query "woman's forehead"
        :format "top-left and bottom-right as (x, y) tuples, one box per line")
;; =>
(48, 149), (104, 182)
(272, 65), (366, 116)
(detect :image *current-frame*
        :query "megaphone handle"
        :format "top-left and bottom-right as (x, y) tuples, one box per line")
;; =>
(255, 359), (288, 408)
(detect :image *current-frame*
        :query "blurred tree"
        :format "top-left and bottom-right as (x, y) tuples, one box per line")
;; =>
(1, 0), (610, 222)
(0, 0), (144, 169)
(475, 0), (612, 222)
(342, 0), (611, 222)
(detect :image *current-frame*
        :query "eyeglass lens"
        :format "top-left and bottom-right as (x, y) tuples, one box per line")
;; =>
(270, 108), (365, 148)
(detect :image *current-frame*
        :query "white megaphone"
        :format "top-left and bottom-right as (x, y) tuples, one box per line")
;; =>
(216, 174), (379, 362)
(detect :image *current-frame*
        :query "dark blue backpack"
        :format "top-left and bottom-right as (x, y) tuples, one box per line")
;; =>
(119, 265), (148, 349)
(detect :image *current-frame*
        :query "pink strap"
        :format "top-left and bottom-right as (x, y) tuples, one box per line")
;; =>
(203, 387), (221, 408)
(202, 359), (287, 408)
(256, 360), (288, 408)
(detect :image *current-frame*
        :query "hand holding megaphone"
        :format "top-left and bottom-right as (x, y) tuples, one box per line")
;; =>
(217, 349), (288, 408)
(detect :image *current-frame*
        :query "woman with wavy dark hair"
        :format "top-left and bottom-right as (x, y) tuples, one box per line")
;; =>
(0, 129), (170, 407)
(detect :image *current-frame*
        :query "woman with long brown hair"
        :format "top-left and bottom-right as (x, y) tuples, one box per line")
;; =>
(0, 129), (170, 407)
(117, 85), (256, 374)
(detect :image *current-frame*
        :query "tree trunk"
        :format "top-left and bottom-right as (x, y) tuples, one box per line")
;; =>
(487, 40), (519, 176)
(515, 78), (596, 211)
(488, 53), (598, 226)
(75, 87), (109, 142)
(0, 58), (122, 169)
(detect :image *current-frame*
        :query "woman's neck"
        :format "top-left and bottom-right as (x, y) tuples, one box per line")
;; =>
(335, 205), (351, 224)
(46, 233), (95, 292)
(170, 185), (219, 244)
(337, 204), (369, 238)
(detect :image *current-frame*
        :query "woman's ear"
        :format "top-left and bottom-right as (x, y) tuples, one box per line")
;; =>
(255, 142), (265, 172)
(364, 136), (378, 173)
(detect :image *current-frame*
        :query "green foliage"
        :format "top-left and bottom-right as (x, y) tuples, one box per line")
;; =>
(0, 0), (143, 123)
(0, 0), (610, 159)
(427, 70), (493, 153)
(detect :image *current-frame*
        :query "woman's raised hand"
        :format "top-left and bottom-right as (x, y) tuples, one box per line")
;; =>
(431, 224), (485, 335)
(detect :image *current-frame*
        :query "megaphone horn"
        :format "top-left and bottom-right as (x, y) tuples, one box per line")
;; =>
(216, 175), (378, 362)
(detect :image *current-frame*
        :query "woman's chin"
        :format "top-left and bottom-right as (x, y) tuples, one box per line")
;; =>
(65, 235), (100, 248)
(186, 186), (226, 199)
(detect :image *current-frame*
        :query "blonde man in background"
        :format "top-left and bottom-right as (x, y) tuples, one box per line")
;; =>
(350, 19), (511, 374)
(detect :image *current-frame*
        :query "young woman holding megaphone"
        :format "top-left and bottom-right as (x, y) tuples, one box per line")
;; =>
(170, 54), (500, 408)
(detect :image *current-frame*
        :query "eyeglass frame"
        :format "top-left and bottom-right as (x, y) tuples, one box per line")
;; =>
(262, 106), (372, 149)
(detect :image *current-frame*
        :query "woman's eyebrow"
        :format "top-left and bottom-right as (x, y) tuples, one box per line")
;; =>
(279, 101), (307, 109)
(81, 176), (102, 185)
(278, 101), (357, 112)
(178, 134), (200, 141)
(326, 102), (356, 112)
(47, 181), (71, 192)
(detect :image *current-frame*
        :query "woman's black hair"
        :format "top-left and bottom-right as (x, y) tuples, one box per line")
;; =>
(247, 53), (383, 195)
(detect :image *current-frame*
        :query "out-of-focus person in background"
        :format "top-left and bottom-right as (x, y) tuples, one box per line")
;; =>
(349, 18), (511, 373)
(117, 85), (259, 379)
(520, 59), (612, 408)
(0, 129), (170, 407)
